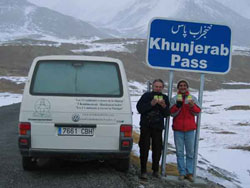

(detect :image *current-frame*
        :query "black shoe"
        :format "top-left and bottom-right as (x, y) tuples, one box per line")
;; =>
(152, 171), (160, 178)
(140, 173), (148, 180)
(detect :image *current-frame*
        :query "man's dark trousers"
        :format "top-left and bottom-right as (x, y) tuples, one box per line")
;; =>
(139, 126), (163, 173)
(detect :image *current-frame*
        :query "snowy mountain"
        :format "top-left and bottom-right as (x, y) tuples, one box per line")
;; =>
(217, 0), (250, 20)
(105, 0), (250, 47)
(0, 0), (110, 41)
(2, 0), (250, 47)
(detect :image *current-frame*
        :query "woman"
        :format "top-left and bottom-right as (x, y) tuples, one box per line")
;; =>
(170, 80), (201, 182)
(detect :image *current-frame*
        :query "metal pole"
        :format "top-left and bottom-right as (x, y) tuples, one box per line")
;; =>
(161, 71), (174, 176)
(193, 73), (205, 178)
(147, 81), (151, 92)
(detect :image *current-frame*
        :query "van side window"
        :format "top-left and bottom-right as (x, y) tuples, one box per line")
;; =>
(30, 60), (123, 97)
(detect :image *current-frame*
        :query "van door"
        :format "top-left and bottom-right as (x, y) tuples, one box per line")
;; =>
(20, 57), (132, 151)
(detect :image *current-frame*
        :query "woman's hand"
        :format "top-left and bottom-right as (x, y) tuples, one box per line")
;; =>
(188, 100), (194, 108)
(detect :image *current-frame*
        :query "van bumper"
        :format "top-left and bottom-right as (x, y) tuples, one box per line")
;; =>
(20, 148), (131, 160)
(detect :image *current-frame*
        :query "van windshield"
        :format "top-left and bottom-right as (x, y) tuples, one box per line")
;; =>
(30, 60), (123, 97)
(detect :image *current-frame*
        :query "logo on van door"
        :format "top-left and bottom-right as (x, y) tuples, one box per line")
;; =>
(33, 98), (51, 118)
(72, 114), (80, 122)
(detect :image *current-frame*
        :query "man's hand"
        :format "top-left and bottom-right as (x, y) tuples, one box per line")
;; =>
(151, 99), (158, 106)
(158, 100), (166, 108)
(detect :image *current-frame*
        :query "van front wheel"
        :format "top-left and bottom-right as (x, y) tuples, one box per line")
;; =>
(22, 156), (37, 171)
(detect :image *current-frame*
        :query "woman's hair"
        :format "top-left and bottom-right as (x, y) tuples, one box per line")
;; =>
(177, 80), (189, 88)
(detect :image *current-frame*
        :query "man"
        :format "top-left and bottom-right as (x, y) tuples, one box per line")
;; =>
(136, 79), (170, 179)
(170, 80), (201, 182)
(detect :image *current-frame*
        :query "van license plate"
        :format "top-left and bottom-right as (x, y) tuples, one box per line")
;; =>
(58, 127), (94, 136)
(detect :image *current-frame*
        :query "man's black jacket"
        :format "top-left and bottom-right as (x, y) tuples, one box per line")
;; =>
(136, 91), (170, 130)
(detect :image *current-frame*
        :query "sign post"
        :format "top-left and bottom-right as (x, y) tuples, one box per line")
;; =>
(161, 70), (174, 176)
(146, 18), (232, 179)
(193, 73), (205, 177)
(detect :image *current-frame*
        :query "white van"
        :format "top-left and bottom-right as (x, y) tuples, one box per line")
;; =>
(18, 55), (133, 171)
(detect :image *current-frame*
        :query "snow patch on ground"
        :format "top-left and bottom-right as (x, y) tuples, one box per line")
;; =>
(0, 76), (27, 84)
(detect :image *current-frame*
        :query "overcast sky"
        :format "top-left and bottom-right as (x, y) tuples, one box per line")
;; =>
(27, 0), (250, 24)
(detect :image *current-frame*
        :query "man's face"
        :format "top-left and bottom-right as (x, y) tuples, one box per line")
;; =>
(178, 82), (188, 94)
(152, 81), (164, 93)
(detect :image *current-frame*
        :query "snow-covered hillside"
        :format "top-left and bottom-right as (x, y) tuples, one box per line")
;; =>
(0, 0), (109, 42)
(25, 0), (250, 47)
(1, 0), (250, 47)
(106, 0), (250, 47)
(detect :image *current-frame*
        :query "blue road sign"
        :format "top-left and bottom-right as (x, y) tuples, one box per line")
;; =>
(146, 18), (232, 74)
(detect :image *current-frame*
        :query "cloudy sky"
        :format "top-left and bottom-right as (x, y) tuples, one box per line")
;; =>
(27, 0), (250, 25)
